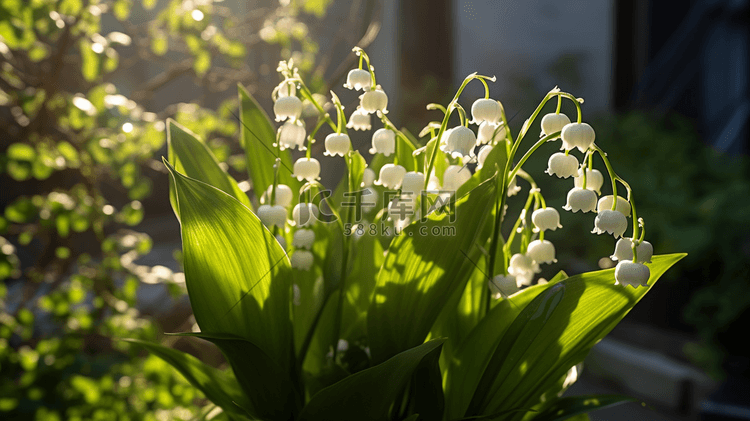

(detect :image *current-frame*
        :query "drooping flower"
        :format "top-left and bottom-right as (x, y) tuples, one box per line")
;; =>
(470, 98), (501, 124)
(443, 126), (476, 159)
(360, 86), (388, 114)
(562, 187), (597, 213)
(324, 133), (351, 157)
(293, 157), (320, 181)
(597, 195), (631, 217)
(273, 96), (302, 122)
(291, 250), (314, 271)
(476, 121), (506, 145)
(443, 165), (472, 192)
(611, 238), (653, 263)
(546, 152), (579, 178)
(561, 122), (595, 152)
(370, 128), (396, 156)
(401, 171), (425, 198)
(346, 107), (371, 131)
(592, 209), (627, 238)
(293, 203), (319, 227)
(614, 260), (650, 287)
(278, 120), (306, 151)
(344, 68), (372, 91)
(531, 207), (562, 231)
(527, 239), (557, 264)
(540, 113), (571, 138)
(375, 163), (406, 189)
(292, 228), (315, 250)
(489, 274), (519, 298)
(477, 145), (492, 169)
(257, 204), (287, 228)
(508, 253), (541, 286)
(573, 168), (604, 195)
(265, 184), (293, 208)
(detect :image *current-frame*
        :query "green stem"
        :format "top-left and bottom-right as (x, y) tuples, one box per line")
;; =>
(332, 153), (355, 360)
(307, 117), (327, 158)
(508, 131), (561, 182)
(593, 145), (618, 210)
(480, 78), (490, 99)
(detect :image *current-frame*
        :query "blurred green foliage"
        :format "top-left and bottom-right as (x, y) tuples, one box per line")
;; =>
(0, 0), (357, 418)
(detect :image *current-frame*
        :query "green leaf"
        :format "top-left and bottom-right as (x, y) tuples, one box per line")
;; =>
(122, 338), (253, 417)
(164, 159), (293, 375)
(367, 178), (496, 364)
(167, 119), (250, 220)
(464, 254), (686, 419)
(79, 40), (100, 82)
(169, 332), (300, 420)
(238, 84), (299, 201)
(7, 143), (35, 161)
(297, 339), (445, 421)
(533, 394), (636, 421)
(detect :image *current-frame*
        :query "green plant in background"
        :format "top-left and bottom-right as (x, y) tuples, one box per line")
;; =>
(135, 48), (685, 420)
(0, 0), (369, 418)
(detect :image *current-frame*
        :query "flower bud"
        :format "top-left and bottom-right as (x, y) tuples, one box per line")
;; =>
(489, 274), (519, 298)
(470, 99), (501, 124)
(370, 128), (395, 156)
(346, 107), (371, 131)
(362, 168), (376, 187)
(265, 184), (293, 208)
(546, 152), (579, 178)
(257, 204), (287, 228)
(376, 163), (407, 189)
(443, 165), (472, 192)
(292, 228), (315, 250)
(614, 260), (650, 287)
(273, 96), (302, 122)
(592, 209), (627, 238)
(443, 126), (476, 159)
(574, 168), (604, 195)
(360, 86), (388, 114)
(597, 195), (631, 217)
(527, 239), (557, 264)
(324, 133), (351, 157)
(293, 157), (320, 181)
(532, 207), (562, 231)
(561, 122), (595, 152)
(611, 238), (653, 263)
(278, 120), (306, 151)
(507, 176), (521, 197)
(477, 121), (506, 145)
(293, 203), (319, 227)
(563, 187), (597, 213)
(291, 250), (314, 271)
(541, 113), (571, 138)
(344, 69), (371, 91)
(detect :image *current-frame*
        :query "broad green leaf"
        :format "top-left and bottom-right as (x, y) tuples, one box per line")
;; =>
(340, 231), (384, 343)
(464, 254), (686, 419)
(407, 340), (445, 420)
(238, 84), (299, 201)
(169, 332), (300, 421)
(421, 136), (450, 184)
(532, 394), (636, 421)
(167, 119), (250, 219)
(367, 178), (496, 364)
(297, 339), (445, 421)
(122, 339), (253, 417)
(164, 160), (293, 375)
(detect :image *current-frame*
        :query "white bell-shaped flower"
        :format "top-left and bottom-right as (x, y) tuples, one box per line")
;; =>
(370, 128), (396, 156)
(257, 204), (287, 228)
(346, 107), (371, 131)
(614, 260), (650, 287)
(592, 209), (627, 238)
(489, 274), (519, 298)
(532, 207), (562, 231)
(541, 113), (571, 138)
(476, 121), (506, 145)
(265, 184), (293, 208)
(443, 165), (472, 192)
(561, 122), (596, 152)
(292, 228), (315, 250)
(611, 238), (653, 263)
(401, 171), (425, 198)
(344, 69), (371, 91)
(324, 133), (351, 157)
(362, 168), (376, 187)
(509, 253), (541, 286)
(291, 250), (314, 271)
(597, 195), (631, 217)
(546, 152), (579, 178)
(563, 187), (597, 213)
(527, 239), (557, 264)
(470, 99), (501, 124)
(273, 96), (302, 122)
(360, 86), (388, 114)
(574, 168), (604, 195)
(293, 203), (319, 227)
(443, 126), (476, 159)
(293, 157), (320, 182)
(278, 120), (306, 151)
(477, 145), (492, 169)
(439, 127), (454, 149)
(375, 163), (406, 189)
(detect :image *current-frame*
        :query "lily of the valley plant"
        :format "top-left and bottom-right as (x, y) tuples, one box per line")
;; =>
(128, 47), (685, 421)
